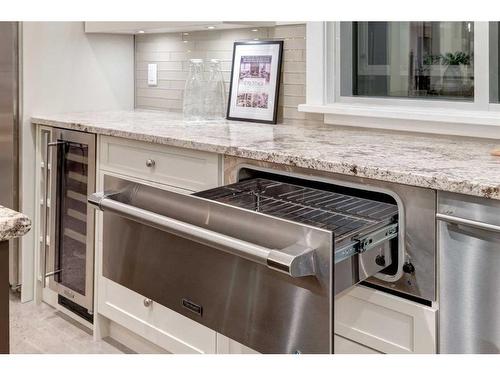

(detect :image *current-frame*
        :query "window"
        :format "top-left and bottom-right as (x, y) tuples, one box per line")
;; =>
(300, 22), (500, 134)
(490, 22), (500, 103)
(340, 22), (474, 101)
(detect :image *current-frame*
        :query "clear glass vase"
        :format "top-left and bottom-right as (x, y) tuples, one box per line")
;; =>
(203, 59), (226, 121)
(183, 59), (205, 122)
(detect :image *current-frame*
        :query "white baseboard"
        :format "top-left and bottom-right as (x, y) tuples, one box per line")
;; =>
(107, 320), (169, 354)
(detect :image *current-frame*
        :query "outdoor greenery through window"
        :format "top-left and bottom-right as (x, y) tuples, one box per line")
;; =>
(340, 22), (475, 101)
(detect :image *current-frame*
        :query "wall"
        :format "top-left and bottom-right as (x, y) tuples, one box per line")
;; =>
(135, 24), (324, 126)
(20, 22), (134, 302)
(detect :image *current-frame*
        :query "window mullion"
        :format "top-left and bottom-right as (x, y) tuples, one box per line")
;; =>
(474, 21), (489, 110)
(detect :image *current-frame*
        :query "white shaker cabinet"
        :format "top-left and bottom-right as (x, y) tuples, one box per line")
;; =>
(94, 135), (222, 353)
(36, 131), (437, 355)
(216, 334), (260, 354)
(335, 285), (437, 354)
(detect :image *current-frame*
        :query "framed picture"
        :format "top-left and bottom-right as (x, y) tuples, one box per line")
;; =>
(227, 40), (284, 124)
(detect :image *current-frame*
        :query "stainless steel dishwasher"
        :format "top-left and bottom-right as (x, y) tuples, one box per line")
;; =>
(438, 191), (500, 353)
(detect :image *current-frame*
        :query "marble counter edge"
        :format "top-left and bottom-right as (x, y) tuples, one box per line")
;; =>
(31, 117), (500, 201)
(0, 206), (31, 242)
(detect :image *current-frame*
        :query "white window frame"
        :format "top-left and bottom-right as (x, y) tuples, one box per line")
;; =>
(299, 22), (500, 138)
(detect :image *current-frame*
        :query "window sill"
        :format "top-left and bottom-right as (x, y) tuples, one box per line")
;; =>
(298, 103), (500, 139)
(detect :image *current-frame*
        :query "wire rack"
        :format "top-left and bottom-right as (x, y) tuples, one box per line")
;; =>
(196, 178), (398, 240)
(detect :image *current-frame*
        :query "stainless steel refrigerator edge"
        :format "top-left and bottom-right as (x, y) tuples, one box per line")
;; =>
(0, 22), (21, 289)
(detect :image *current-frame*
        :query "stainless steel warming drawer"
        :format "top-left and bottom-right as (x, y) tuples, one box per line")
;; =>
(90, 175), (399, 354)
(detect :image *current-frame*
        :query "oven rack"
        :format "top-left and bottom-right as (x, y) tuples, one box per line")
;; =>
(195, 178), (398, 240)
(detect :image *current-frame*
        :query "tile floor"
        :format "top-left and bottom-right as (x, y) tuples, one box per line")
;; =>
(9, 291), (132, 354)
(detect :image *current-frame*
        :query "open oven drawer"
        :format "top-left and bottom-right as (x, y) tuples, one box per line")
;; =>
(89, 175), (398, 354)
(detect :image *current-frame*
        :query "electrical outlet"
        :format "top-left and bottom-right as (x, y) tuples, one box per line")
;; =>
(147, 63), (157, 86)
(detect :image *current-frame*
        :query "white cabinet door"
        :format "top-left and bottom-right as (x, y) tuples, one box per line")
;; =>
(216, 334), (260, 354)
(94, 141), (222, 354)
(335, 286), (437, 354)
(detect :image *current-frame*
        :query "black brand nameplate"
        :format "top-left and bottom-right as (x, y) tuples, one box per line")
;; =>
(181, 298), (203, 316)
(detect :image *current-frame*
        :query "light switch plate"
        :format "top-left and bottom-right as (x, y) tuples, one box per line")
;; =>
(147, 63), (157, 86)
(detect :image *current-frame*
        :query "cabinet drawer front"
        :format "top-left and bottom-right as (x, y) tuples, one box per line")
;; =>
(216, 334), (260, 354)
(100, 136), (220, 191)
(334, 335), (380, 354)
(335, 286), (437, 354)
(98, 276), (216, 354)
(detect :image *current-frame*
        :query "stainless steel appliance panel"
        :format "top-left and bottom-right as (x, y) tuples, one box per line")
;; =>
(0, 22), (20, 287)
(438, 191), (500, 353)
(195, 177), (397, 295)
(98, 175), (333, 354)
(225, 158), (436, 302)
(0, 22), (18, 210)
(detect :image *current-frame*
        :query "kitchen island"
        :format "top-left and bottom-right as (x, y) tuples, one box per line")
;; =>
(31, 110), (500, 354)
(0, 206), (31, 353)
(33, 109), (500, 200)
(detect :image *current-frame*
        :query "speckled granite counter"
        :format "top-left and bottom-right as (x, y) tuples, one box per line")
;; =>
(32, 110), (500, 200)
(0, 206), (31, 242)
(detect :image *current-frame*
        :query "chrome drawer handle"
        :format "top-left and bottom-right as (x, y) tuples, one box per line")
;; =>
(143, 298), (153, 307)
(437, 213), (500, 233)
(146, 159), (155, 168)
(89, 192), (317, 278)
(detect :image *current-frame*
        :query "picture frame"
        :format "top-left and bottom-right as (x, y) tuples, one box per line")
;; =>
(226, 40), (284, 124)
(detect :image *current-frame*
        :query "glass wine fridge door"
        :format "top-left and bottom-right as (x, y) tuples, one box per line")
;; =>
(46, 129), (95, 312)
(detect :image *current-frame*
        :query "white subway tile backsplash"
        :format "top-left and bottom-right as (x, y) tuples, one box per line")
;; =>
(282, 50), (304, 62)
(282, 61), (306, 73)
(282, 72), (305, 85)
(136, 51), (171, 62)
(283, 38), (306, 50)
(282, 95), (305, 108)
(136, 96), (183, 109)
(136, 61), (184, 71)
(135, 24), (323, 126)
(271, 24), (306, 38)
(157, 70), (188, 80)
(136, 88), (183, 100)
(136, 41), (188, 53)
(169, 51), (189, 61)
(282, 84), (305, 97)
(205, 50), (233, 61)
(136, 79), (186, 90)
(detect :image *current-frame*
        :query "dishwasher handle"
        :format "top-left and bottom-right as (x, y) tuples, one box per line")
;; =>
(89, 192), (317, 278)
(437, 213), (500, 234)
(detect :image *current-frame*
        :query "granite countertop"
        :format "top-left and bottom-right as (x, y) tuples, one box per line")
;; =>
(32, 109), (500, 200)
(0, 206), (31, 242)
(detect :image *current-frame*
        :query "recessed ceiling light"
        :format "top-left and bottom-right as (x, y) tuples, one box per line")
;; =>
(183, 32), (189, 35)
(206, 26), (216, 29)
(183, 40), (188, 43)
(251, 29), (259, 32)
(137, 30), (145, 34)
